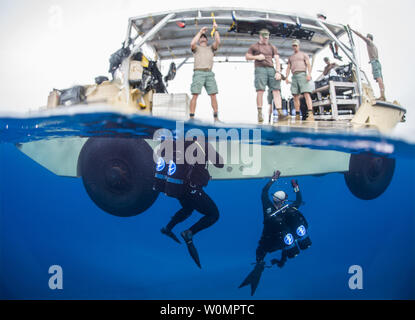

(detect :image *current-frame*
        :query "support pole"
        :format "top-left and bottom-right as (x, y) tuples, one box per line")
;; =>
(176, 57), (190, 71)
(131, 13), (176, 56)
(122, 13), (176, 104)
(124, 19), (133, 46)
(315, 19), (363, 104)
(345, 25), (363, 106)
(316, 20), (358, 65)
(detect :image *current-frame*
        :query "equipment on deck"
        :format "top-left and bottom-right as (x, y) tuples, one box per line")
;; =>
(59, 86), (86, 106)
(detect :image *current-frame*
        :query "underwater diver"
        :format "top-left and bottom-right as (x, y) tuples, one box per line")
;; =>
(239, 170), (312, 296)
(153, 138), (224, 268)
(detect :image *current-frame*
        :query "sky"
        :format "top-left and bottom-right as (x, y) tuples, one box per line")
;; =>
(0, 0), (414, 139)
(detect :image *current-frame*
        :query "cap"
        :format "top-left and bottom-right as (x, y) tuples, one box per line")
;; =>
(367, 33), (373, 40)
(273, 191), (287, 202)
(324, 57), (330, 62)
(200, 33), (208, 40)
(292, 39), (300, 46)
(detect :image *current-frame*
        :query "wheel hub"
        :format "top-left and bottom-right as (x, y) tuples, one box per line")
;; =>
(367, 158), (383, 182)
(104, 159), (132, 194)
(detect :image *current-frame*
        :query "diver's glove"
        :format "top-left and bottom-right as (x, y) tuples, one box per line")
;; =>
(272, 170), (281, 182)
(291, 179), (299, 193)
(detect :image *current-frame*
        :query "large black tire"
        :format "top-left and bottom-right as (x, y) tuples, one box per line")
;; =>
(78, 137), (159, 217)
(344, 153), (395, 200)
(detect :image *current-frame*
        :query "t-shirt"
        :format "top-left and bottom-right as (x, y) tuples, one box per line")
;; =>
(193, 45), (215, 70)
(247, 42), (279, 68)
(366, 39), (379, 61)
(323, 63), (338, 76)
(288, 51), (309, 73)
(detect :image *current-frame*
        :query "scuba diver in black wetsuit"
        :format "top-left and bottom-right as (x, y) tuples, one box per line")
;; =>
(239, 170), (312, 296)
(153, 138), (224, 268)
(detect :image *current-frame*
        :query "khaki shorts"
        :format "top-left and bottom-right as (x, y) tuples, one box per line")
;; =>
(255, 67), (281, 92)
(370, 60), (383, 80)
(190, 70), (218, 95)
(291, 72), (313, 95)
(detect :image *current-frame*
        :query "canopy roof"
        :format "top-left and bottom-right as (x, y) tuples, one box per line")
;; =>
(128, 8), (346, 61)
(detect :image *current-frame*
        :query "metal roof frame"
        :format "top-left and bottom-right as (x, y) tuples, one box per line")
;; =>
(126, 7), (346, 61)
(118, 8), (369, 104)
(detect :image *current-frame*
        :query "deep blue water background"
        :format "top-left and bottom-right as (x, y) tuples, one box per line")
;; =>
(0, 113), (414, 300)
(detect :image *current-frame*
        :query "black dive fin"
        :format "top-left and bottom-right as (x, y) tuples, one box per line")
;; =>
(185, 241), (201, 269)
(181, 231), (201, 269)
(238, 262), (265, 296)
(161, 228), (181, 244)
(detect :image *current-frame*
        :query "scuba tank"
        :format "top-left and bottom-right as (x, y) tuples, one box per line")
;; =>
(185, 140), (212, 188)
(283, 209), (312, 250)
(152, 140), (211, 198)
(153, 155), (187, 199)
(188, 164), (211, 187)
(153, 157), (168, 193)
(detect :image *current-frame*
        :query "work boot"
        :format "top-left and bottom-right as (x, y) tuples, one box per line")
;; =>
(257, 109), (264, 123)
(306, 112), (315, 122)
(295, 114), (302, 122)
(213, 112), (222, 123)
(277, 109), (289, 122)
(377, 90), (386, 101)
(214, 115), (223, 124)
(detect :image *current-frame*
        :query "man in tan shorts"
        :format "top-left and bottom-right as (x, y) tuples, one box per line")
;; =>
(285, 39), (314, 121)
(190, 23), (221, 121)
(246, 28), (284, 123)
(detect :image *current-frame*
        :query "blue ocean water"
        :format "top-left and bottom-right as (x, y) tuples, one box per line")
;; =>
(0, 112), (414, 300)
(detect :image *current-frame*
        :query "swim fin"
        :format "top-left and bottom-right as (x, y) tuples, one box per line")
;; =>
(238, 261), (266, 296)
(161, 227), (181, 244)
(181, 230), (202, 269)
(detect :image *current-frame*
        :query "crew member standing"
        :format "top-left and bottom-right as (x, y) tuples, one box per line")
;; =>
(246, 28), (284, 124)
(190, 22), (221, 121)
(352, 29), (386, 101)
(285, 39), (314, 121)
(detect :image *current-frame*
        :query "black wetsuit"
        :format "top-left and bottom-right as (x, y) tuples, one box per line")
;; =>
(256, 179), (306, 263)
(239, 178), (309, 295)
(155, 140), (224, 236)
